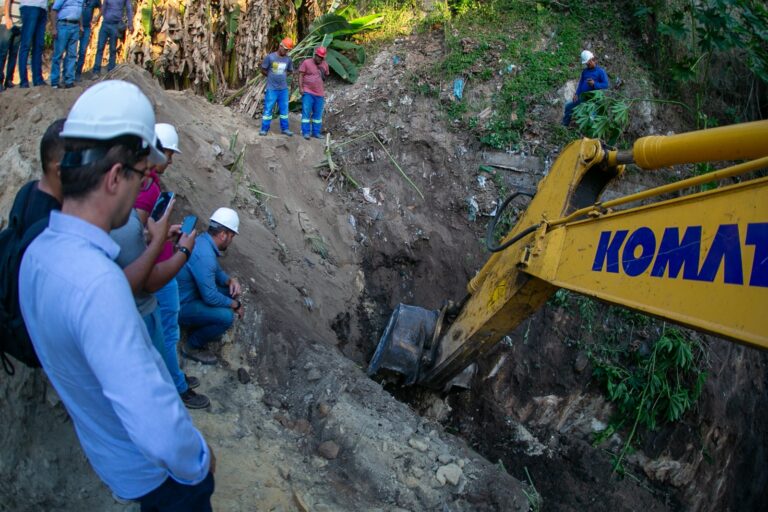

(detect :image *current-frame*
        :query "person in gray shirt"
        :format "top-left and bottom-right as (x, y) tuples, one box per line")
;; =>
(110, 199), (210, 409)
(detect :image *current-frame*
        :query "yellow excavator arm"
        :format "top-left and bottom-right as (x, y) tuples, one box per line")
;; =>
(369, 121), (768, 390)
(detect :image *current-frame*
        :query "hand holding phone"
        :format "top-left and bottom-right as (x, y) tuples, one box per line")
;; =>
(181, 215), (197, 235)
(150, 192), (175, 222)
(177, 215), (198, 254)
(146, 194), (174, 244)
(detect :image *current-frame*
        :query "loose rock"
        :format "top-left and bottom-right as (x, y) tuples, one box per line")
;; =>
(435, 463), (463, 486)
(408, 437), (429, 452)
(318, 440), (340, 460)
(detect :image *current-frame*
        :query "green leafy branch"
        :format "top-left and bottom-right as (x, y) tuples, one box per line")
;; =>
(590, 326), (708, 473)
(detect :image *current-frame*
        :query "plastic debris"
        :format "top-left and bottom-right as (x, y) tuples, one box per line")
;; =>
(362, 187), (378, 204)
(466, 196), (479, 221)
(393, 55), (402, 65)
(477, 175), (487, 188)
(453, 78), (465, 100)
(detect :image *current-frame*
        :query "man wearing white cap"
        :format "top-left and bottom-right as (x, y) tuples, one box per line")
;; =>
(177, 207), (243, 366)
(19, 80), (215, 510)
(562, 49), (610, 126)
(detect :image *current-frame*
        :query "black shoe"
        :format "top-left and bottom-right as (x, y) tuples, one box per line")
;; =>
(282, 129), (294, 137)
(303, 134), (310, 140)
(181, 343), (218, 365)
(64, 83), (74, 89)
(312, 133), (323, 139)
(185, 374), (200, 390)
(180, 388), (210, 409)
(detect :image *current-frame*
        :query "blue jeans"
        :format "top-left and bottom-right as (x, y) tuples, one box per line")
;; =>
(562, 100), (580, 126)
(179, 290), (234, 349)
(137, 472), (214, 512)
(76, 23), (93, 78)
(261, 88), (290, 132)
(93, 22), (120, 73)
(0, 25), (20, 87)
(18, 6), (47, 87)
(143, 307), (188, 394)
(50, 22), (80, 87)
(301, 93), (325, 137)
(155, 279), (187, 393)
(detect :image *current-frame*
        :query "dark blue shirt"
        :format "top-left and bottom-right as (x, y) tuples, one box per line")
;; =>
(575, 65), (609, 99)
(81, 0), (101, 25)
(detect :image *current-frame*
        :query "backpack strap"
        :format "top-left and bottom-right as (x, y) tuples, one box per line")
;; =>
(8, 181), (38, 235)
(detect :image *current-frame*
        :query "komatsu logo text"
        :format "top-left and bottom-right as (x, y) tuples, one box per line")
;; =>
(591, 223), (768, 287)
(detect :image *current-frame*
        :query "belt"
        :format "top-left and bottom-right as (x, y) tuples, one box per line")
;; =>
(58, 19), (80, 25)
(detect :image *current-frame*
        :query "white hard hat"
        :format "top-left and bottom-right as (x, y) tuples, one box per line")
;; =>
(61, 80), (166, 166)
(580, 50), (594, 65)
(155, 123), (182, 154)
(210, 207), (240, 234)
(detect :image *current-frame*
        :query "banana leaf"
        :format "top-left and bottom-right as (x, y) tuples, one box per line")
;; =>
(141, 1), (153, 37)
(226, 4), (240, 53)
(333, 14), (383, 36)
(308, 13), (350, 36)
(329, 39), (365, 64)
(326, 48), (358, 83)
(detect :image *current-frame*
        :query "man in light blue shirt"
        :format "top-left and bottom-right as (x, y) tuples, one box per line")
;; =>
(19, 80), (215, 509)
(50, 0), (84, 88)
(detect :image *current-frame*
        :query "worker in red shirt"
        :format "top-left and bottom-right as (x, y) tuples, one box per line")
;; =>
(298, 46), (330, 140)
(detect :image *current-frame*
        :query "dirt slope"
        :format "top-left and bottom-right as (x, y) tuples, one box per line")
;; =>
(0, 64), (529, 511)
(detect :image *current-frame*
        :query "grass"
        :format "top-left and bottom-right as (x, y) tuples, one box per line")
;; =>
(402, 0), (626, 149)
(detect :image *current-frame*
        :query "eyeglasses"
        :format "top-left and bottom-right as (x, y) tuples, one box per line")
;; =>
(124, 164), (153, 191)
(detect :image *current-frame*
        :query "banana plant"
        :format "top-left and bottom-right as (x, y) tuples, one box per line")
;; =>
(290, 12), (382, 83)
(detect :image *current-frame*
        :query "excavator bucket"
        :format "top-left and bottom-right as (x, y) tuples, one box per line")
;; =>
(367, 304), (438, 385)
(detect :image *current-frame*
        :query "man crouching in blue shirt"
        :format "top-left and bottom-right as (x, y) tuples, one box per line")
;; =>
(19, 80), (215, 510)
(178, 207), (243, 366)
(562, 49), (610, 126)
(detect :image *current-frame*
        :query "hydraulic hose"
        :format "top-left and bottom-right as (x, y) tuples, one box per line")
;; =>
(485, 191), (538, 253)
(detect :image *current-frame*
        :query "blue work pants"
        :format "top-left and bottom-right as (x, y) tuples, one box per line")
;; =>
(179, 290), (234, 349)
(562, 100), (580, 126)
(0, 25), (20, 87)
(76, 23), (94, 78)
(301, 93), (325, 137)
(137, 472), (214, 512)
(50, 22), (80, 87)
(143, 307), (188, 394)
(93, 22), (119, 73)
(261, 88), (290, 133)
(18, 6), (47, 87)
(154, 278), (187, 393)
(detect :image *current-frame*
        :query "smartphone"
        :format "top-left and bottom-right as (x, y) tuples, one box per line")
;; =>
(180, 215), (197, 235)
(150, 192), (175, 221)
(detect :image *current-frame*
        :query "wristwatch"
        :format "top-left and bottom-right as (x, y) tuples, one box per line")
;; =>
(235, 299), (242, 310)
(178, 246), (191, 261)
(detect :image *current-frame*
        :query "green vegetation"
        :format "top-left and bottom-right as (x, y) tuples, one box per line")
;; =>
(549, 291), (709, 475)
(629, 0), (768, 123)
(590, 325), (708, 473)
(412, 0), (599, 149)
(358, 0), (766, 148)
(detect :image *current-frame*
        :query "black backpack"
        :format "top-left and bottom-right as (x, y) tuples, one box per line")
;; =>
(0, 182), (48, 375)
